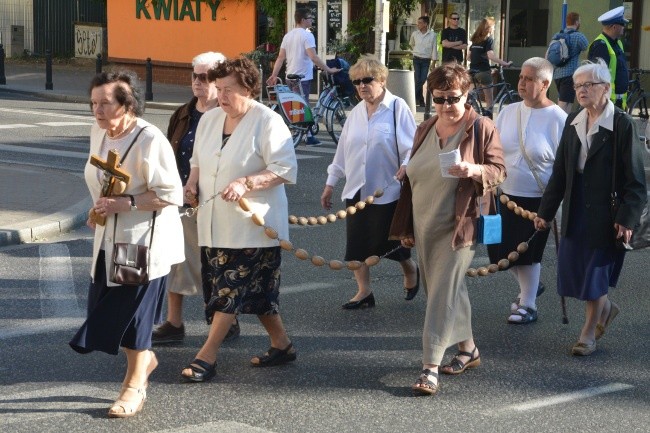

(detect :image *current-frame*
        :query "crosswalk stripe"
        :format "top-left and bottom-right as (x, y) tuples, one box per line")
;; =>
(35, 122), (93, 127)
(0, 124), (37, 129)
(0, 107), (94, 121)
(39, 244), (84, 319)
(0, 143), (87, 159)
(153, 421), (275, 433)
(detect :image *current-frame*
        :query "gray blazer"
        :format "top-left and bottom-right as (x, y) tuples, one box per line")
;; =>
(538, 107), (646, 249)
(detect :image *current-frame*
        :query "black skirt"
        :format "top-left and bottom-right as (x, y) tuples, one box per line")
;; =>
(344, 191), (411, 262)
(487, 194), (551, 266)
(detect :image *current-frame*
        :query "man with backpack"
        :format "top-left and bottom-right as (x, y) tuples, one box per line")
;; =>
(548, 12), (588, 113)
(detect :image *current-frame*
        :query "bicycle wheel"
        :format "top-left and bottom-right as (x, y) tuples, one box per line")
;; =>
(627, 93), (649, 146)
(326, 100), (347, 144)
(272, 104), (306, 147)
(495, 90), (521, 116)
(467, 90), (483, 115)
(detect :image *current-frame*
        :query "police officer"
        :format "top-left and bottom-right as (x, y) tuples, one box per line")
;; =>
(588, 6), (629, 109)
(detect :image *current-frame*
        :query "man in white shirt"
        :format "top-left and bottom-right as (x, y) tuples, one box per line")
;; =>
(409, 16), (438, 107)
(267, 8), (339, 145)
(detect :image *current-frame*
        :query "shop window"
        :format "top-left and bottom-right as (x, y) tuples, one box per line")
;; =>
(508, 0), (549, 47)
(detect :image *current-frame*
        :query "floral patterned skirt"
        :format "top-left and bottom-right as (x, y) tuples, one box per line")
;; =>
(200, 246), (281, 323)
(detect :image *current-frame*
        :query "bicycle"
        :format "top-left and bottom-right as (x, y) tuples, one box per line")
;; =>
(265, 75), (315, 148)
(467, 65), (521, 118)
(626, 68), (649, 149)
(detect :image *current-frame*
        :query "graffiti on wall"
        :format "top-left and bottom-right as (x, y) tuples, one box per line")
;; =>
(75, 25), (104, 58)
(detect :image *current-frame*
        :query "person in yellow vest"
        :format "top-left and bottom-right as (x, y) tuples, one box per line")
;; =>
(588, 6), (629, 109)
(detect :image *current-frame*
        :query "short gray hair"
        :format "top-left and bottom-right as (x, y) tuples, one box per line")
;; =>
(573, 58), (612, 98)
(192, 51), (226, 68)
(521, 57), (554, 83)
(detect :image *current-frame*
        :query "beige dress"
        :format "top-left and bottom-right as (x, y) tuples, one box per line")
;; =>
(407, 125), (476, 365)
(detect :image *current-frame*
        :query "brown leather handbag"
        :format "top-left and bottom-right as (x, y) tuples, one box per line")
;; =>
(110, 211), (157, 286)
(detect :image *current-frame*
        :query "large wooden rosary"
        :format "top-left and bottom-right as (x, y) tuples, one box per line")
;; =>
(198, 188), (543, 276)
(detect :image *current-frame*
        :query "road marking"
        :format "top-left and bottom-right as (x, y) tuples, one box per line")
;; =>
(0, 124), (38, 129)
(39, 244), (84, 319)
(154, 421), (275, 433)
(35, 121), (93, 127)
(0, 384), (113, 426)
(296, 154), (320, 160)
(0, 143), (87, 159)
(297, 145), (336, 154)
(281, 281), (333, 294)
(0, 318), (84, 339)
(0, 107), (94, 121)
(494, 383), (634, 413)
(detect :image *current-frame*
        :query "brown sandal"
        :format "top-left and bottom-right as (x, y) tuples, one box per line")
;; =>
(440, 347), (481, 375)
(412, 369), (439, 395)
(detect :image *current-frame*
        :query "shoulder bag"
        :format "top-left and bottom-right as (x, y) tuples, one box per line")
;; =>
(474, 117), (502, 244)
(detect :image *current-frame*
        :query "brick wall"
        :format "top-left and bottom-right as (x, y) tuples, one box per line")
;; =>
(108, 57), (191, 85)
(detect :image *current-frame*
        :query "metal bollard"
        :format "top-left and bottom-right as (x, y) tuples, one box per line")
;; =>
(145, 57), (153, 101)
(45, 49), (53, 90)
(0, 44), (6, 85)
(424, 90), (432, 120)
(95, 53), (102, 74)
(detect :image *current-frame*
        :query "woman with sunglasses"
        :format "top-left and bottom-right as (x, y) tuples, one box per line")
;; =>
(390, 62), (505, 395)
(534, 60), (646, 356)
(320, 56), (419, 309)
(151, 51), (243, 345)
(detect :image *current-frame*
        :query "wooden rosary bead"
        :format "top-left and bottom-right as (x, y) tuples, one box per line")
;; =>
(347, 260), (362, 270)
(498, 259), (510, 270)
(355, 201), (366, 210)
(336, 210), (347, 219)
(307, 217), (318, 225)
(346, 206), (357, 215)
(311, 255), (325, 266)
(517, 242), (529, 253)
(329, 260), (344, 270)
(239, 197), (252, 212)
(279, 239), (294, 251)
(298, 217), (309, 225)
(499, 194), (509, 204)
(251, 213), (265, 226)
(488, 264), (499, 273)
(264, 227), (278, 239)
(295, 249), (309, 260)
(528, 212), (537, 221)
(326, 214), (337, 222)
(506, 200), (517, 210)
(364, 255), (380, 266)
(466, 268), (478, 277)
(373, 188), (384, 198)
(514, 206), (523, 216)
(113, 180), (127, 195)
(317, 216), (328, 225)
(521, 210), (530, 219)
(477, 267), (489, 276)
(365, 195), (375, 204)
(288, 215), (298, 224)
(507, 251), (520, 262)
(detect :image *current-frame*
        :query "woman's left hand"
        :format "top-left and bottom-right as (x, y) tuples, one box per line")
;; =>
(614, 223), (633, 244)
(448, 162), (480, 179)
(92, 196), (127, 217)
(395, 165), (407, 181)
(222, 179), (248, 202)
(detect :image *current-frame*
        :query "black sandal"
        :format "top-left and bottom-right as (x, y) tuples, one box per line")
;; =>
(440, 347), (481, 375)
(412, 369), (439, 395)
(181, 358), (217, 383)
(508, 306), (538, 324)
(250, 343), (297, 367)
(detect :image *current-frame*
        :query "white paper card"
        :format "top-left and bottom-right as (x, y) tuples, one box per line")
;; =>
(439, 148), (461, 178)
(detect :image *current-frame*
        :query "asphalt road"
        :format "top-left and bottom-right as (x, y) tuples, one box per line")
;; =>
(1, 96), (649, 433)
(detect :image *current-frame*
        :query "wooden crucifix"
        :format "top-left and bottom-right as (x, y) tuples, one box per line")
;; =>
(88, 149), (132, 226)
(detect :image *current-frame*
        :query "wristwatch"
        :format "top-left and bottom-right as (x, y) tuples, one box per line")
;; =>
(244, 177), (254, 191)
(128, 194), (137, 211)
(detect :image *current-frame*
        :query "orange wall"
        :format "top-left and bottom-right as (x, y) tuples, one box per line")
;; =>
(107, 0), (256, 64)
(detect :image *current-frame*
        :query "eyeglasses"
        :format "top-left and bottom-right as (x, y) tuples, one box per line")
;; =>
(450, 17), (460, 20)
(431, 95), (463, 105)
(352, 77), (375, 86)
(305, 16), (313, 20)
(192, 72), (209, 83)
(573, 81), (606, 91)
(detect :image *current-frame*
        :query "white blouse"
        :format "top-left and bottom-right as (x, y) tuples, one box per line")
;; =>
(570, 100), (615, 171)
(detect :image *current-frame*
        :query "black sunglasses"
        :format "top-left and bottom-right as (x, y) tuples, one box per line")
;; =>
(192, 72), (209, 83)
(450, 17), (460, 20)
(352, 77), (375, 86)
(432, 95), (463, 105)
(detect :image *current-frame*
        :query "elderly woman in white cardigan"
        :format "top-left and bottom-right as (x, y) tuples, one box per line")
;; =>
(180, 57), (298, 383)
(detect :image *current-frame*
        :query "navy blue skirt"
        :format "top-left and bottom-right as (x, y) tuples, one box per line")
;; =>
(557, 174), (626, 301)
(69, 250), (166, 355)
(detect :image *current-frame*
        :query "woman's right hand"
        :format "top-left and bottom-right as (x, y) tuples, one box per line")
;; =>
(533, 216), (548, 231)
(401, 236), (415, 248)
(183, 182), (198, 207)
(321, 185), (334, 210)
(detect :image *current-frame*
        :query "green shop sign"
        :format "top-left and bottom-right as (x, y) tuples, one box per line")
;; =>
(136, 0), (221, 21)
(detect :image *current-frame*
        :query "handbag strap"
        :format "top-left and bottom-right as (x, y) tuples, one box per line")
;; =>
(119, 126), (149, 165)
(392, 99), (400, 168)
(610, 112), (618, 207)
(474, 117), (499, 216)
(517, 105), (545, 193)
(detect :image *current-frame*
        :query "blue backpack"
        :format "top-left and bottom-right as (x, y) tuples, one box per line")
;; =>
(326, 57), (355, 97)
(546, 30), (575, 67)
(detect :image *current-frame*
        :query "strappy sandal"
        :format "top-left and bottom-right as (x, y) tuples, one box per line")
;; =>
(107, 386), (146, 418)
(440, 347), (481, 375)
(507, 306), (538, 324)
(595, 301), (619, 340)
(412, 369), (439, 395)
(180, 358), (217, 383)
(250, 343), (297, 367)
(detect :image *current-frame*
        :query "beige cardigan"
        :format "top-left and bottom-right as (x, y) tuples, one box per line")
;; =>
(85, 118), (185, 285)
